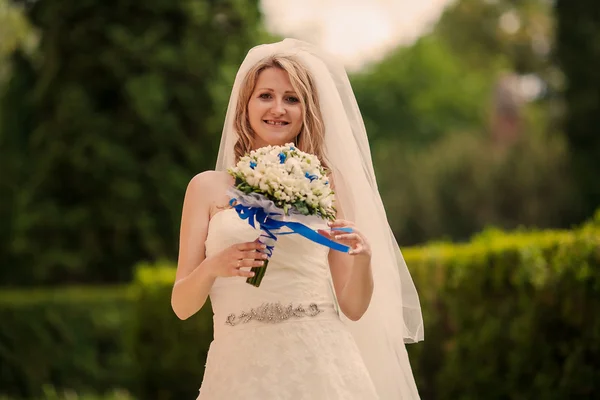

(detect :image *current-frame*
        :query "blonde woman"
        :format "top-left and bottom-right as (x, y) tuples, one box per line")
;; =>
(171, 39), (423, 399)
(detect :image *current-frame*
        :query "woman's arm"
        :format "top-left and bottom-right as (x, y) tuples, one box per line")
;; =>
(171, 171), (266, 320)
(171, 172), (216, 320)
(322, 204), (374, 321)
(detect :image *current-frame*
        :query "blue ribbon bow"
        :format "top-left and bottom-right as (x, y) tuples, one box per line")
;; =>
(229, 199), (350, 254)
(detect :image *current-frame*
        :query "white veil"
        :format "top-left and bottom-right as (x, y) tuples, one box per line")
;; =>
(215, 38), (423, 399)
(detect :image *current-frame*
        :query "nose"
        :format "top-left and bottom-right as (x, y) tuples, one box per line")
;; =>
(270, 98), (286, 116)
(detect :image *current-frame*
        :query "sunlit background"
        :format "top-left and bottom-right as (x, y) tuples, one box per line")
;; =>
(261, 0), (455, 71)
(1, 0), (598, 399)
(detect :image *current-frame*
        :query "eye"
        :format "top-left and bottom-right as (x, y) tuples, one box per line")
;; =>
(258, 93), (272, 99)
(286, 96), (300, 104)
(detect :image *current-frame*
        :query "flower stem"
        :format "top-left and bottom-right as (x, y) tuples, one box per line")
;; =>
(246, 259), (269, 287)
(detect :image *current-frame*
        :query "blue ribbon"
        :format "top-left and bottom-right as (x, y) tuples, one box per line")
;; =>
(229, 199), (350, 254)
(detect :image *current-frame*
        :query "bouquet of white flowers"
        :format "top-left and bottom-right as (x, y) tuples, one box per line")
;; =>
(228, 143), (343, 287)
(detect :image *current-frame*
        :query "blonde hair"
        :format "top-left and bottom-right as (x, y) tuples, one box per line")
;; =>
(233, 56), (326, 166)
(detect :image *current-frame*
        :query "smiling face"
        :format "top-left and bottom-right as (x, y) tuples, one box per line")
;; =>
(247, 67), (303, 149)
(232, 56), (326, 166)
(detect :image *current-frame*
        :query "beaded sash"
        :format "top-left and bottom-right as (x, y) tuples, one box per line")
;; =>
(225, 302), (323, 326)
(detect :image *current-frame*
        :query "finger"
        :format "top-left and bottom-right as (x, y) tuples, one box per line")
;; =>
(241, 249), (269, 260)
(350, 244), (372, 256)
(246, 241), (268, 250)
(236, 241), (267, 251)
(237, 258), (266, 268)
(348, 243), (363, 255)
(232, 268), (256, 278)
(327, 219), (355, 228)
(317, 229), (335, 239)
(334, 233), (361, 241)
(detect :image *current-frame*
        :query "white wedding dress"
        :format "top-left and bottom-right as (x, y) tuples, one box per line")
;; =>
(197, 208), (379, 399)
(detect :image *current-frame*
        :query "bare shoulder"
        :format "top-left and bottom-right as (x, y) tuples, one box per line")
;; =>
(186, 170), (234, 217)
(188, 170), (231, 192)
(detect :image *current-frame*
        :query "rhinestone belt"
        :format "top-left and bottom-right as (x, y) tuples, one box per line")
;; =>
(225, 302), (323, 326)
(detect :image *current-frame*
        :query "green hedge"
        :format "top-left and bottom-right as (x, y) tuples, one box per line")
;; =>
(128, 264), (213, 400)
(1, 218), (599, 399)
(404, 214), (600, 399)
(0, 387), (134, 400)
(0, 264), (213, 400)
(0, 287), (135, 398)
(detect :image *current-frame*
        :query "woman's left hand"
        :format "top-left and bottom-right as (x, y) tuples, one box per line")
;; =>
(318, 219), (372, 258)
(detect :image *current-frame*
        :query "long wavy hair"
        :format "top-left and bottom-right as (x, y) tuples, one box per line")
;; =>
(233, 56), (326, 167)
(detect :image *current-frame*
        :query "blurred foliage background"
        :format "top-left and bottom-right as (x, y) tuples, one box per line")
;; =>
(0, 0), (598, 398)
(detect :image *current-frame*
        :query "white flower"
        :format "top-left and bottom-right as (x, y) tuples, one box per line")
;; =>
(261, 184), (271, 192)
(227, 143), (336, 219)
(320, 195), (333, 209)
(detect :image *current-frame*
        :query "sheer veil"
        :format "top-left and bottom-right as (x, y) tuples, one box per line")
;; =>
(215, 38), (424, 399)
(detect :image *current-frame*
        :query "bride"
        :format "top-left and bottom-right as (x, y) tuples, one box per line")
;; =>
(171, 38), (424, 399)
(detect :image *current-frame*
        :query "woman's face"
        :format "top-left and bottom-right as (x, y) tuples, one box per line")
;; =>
(247, 67), (303, 149)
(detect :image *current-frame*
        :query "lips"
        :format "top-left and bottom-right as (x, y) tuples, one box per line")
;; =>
(264, 120), (289, 126)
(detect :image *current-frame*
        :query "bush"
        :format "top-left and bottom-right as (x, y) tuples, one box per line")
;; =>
(405, 217), (600, 399)
(127, 264), (212, 400)
(0, 264), (214, 400)
(0, 287), (134, 398)
(0, 387), (134, 400)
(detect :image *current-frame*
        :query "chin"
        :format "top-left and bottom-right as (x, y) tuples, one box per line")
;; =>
(255, 133), (296, 147)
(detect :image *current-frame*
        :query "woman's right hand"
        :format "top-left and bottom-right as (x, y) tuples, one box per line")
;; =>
(202, 240), (268, 279)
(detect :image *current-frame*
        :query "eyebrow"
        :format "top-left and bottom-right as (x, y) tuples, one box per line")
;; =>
(256, 88), (297, 94)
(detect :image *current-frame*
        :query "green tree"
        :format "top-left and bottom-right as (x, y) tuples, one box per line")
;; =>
(0, 0), (37, 82)
(435, 0), (554, 74)
(555, 0), (600, 223)
(0, 50), (36, 284)
(351, 0), (556, 150)
(1, 0), (264, 285)
(348, 0), (572, 244)
(381, 128), (573, 245)
(351, 36), (491, 148)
